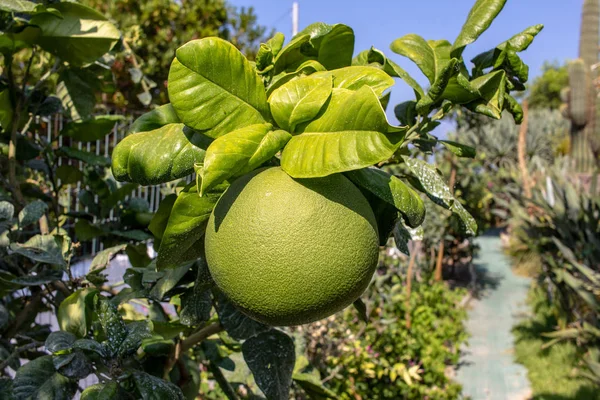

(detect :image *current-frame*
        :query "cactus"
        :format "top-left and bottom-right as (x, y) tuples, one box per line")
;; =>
(562, 0), (599, 172)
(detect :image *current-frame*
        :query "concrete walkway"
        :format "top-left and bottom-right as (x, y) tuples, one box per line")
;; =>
(455, 233), (532, 400)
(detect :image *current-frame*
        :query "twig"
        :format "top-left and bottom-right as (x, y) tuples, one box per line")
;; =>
(0, 341), (43, 372)
(180, 322), (223, 351)
(517, 100), (531, 199)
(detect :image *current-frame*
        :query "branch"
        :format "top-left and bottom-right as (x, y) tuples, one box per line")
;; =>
(0, 341), (43, 372)
(181, 322), (223, 352)
(6, 290), (44, 338)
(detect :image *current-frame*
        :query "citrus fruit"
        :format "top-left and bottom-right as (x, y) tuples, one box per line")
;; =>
(205, 167), (379, 326)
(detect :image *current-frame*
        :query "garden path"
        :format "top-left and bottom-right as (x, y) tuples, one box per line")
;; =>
(455, 232), (532, 400)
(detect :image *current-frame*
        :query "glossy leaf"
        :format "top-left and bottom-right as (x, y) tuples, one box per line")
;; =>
(267, 60), (326, 97)
(111, 123), (211, 185)
(18, 200), (48, 229)
(128, 104), (180, 134)
(150, 262), (191, 299)
(148, 194), (177, 247)
(29, 2), (121, 66)
(312, 66), (394, 97)
(80, 382), (121, 400)
(181, 265), (212, 327)
(157, 185), (221, 270)
(10, 234), (66, 266)
(215, 291), (269, 340)
(0, 0), (36, 12)
(89, 244), (127, 273)
(62, 115), (123, 142)
(353, 47), (424, 99)
(53, 351), (92, 379)
(298, 23), (355, 70)
(13, 356), (77, 400)
(119, 321), (153, 356)
(465, 70), (506, 119)
(403, 157), (477, 235)
(451, 0), (507, 58)
(390, 35), (452, 85)
(58, 288), (98, 337)
(45, 331), (76, 354)
(168, 38), (268, 137)
(269, 76), (332, 132)
(440, 140), (476, 158)
(201, 124), (291, 194)
(72, 339), (106, 357)
(242, 330), (296, 400)
(133, 371), (185, 400)
(346, 168), (425, 228)
(56, 69), (96, 121)
(11, 269), (63, 286)
(97, 299), (128, 356)
(281, 87), (405, 178)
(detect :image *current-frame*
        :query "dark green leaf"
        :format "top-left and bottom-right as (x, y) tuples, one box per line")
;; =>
(56, 165), (83, 185)
(293, 372), (337, 398)
(451, 0), (507, 58)
(45, 331), (76, 354)
(403, 157), (477, 235)
(119, 321), (153, 356)
(440, 140), (476, 158)
(169, 38), (268, 138)
(53, 351), (92, 379)
(75, 219), (104, 241)
(58, 288), (98, 338)
(346, 168), (425, 228)
(56, 69), (96, 121)
(72, 339), (106, 357)
(201, 124), (291, 194)
(17, 200), (48, 229)
(157, 185), (221, 270)
(132, 371), (185, 400)
(89, 244), (127, 273)
(150, 262), (191, 300)
(58, 147), (110, 167)
(353, 299), (368, 322)
(97, 299), (128, 356)
(180, 262), (213, 326)
(242, 329), (296, 400)
(12, 269), (63, 286)
(13, 356), (77, 400)
(394, 101), (417, 126)
(29, 2), (121, 66)
(141, 337), (174, 356)
(112, 124), (211, 185)
(390, 35), (452, 85)
(148, 194), (177, 246)
(10, 234), (66, 266)
(62, 115), (123, 143)
(80, 382), (121, 400)
(215, 291), (269, 341)
(0, 304), (8, 330)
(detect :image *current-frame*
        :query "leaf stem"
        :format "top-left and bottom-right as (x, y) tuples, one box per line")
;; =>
(180, 322), (223, 351)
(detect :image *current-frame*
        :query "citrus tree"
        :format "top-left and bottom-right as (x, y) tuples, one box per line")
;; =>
(1, 0), (542, 398)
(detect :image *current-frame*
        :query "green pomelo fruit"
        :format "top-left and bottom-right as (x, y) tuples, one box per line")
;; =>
(205, 167), (379, 326)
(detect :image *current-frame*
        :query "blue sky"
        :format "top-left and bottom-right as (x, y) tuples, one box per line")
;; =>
(229, 0), (580, 130)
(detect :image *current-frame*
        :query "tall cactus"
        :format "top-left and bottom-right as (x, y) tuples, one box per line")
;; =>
(563, 0), (599, 172)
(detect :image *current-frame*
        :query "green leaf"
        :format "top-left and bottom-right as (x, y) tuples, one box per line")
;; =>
(0, 0), (36, 13)
(181, 261), (213, 326)
(132, 371), (185, 400)
(45, 331), (76, 354)
(157, 185), (221, 270)
(215, 291), (269, 341)
(312, 66), (395, 97)
(353, 47), (424, 99)
(201, 124), (291, 194)
(53, 351), (92, 379)
(58, 288), (98, 337)
(440, 140), (476, 158)
(0, 201), (14, 222)
(0, 304), (8, 330)
(465, 70), (506, 119)
(11, 269), (63, 286)
(267, 60), (326, 97)
(268, 76), (332, 132)
(298, 23), (355, 70)
(97, 299), (128, 357)
(394, 101), (417, 126)
(58, 147), (110, 167)
(347, 167), (425, 228)
(75, 219), (104, 241)
(128, 104), (179, 134)
(503, 93), (523, 123)
(242, 329), (296, 400)
(293, 372), (337, 399)
(281, 87), (404, 178)
(390, 35), (452, 85)
(168, 38), (268, 138)
(150, 262), (192, 300)
(352, 298), (368, 322)
(62, 115), (123, 142)
(30, 2), (121, 66)
(56, 69), (96, 122)
(18, 200), (48, 229)
(72, 339), (106, 357)
(118, 321), (153, 356)
(56, 165), (83, 185)
(10, 234), (66, 266)
(112, 123), (211, 185)
(403, 157), (477, 235)
(89, 244), (127, 273)
(451, 0), (507, 58)
(13, 356), (77, 400)
(415, 58), (459, 113)
(80, 382), (121, 400)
